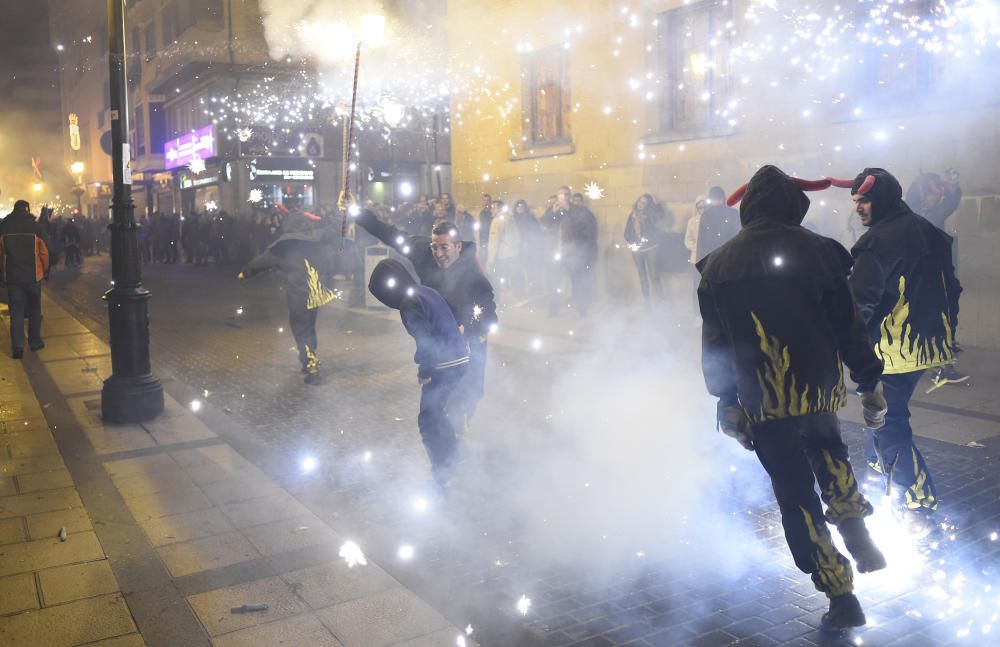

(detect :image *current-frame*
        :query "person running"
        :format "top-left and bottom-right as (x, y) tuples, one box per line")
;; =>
(368, 259), (469, 487)
(698, 166), (888, 630)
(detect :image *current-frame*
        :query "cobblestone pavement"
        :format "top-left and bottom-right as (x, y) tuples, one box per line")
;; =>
(45, 257), (1000, 646)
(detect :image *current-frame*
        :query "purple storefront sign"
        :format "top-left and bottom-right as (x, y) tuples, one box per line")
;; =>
(164, 125), (216, 170)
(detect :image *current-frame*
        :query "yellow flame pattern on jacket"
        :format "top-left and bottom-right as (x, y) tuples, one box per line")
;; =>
(305, 259), (339, 309)
(876, 275), (953, 374)
(751, 313), (847, 423)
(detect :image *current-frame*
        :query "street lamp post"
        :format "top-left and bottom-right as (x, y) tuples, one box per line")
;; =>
(70, 161), (85, 215)
(101, 0), (163, 423)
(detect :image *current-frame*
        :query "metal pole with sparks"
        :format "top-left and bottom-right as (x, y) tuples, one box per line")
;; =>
(340, 42), (362, 245)
(101, 0), (164, 422)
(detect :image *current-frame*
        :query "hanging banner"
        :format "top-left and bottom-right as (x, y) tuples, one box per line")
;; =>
(68, 113), (81, 151)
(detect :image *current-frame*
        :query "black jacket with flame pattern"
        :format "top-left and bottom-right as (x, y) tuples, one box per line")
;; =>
(244, 210), (339, 312)
(848, 169), (961, 375)
(697, 166), (883, 425)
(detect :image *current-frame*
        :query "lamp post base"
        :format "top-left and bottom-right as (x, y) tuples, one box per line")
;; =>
(101, 373), (164, 423)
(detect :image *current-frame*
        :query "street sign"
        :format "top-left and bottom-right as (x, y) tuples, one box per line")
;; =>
(101, 130), (113, 155)
(163, 125), (216, 170)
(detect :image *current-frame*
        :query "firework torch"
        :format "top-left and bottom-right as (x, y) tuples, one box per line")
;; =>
(339, 14), (386, 248)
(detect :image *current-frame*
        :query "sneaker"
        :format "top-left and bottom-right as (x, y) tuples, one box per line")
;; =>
(899, 509), (939, 538)
(29, 341), (45, 352)
(821, 593), (867, 631)
(927, 365), (969, 393)
(304, 371), (323, 386)
(838, 518), (887, 573)
(12, 349), (24, 360)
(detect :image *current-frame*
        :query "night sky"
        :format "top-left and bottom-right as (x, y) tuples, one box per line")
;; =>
(0, 0), (54, 81)
(0, 0), (61, 205)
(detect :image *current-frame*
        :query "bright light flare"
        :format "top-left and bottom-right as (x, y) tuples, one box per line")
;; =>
(299, 455), (318, 473)
(189, 399), (202, 413)
(397, 544), (415, 560)
(339, 541), (367, 568)
(359, 14), (387, 46)
(516, 594), (532, 615)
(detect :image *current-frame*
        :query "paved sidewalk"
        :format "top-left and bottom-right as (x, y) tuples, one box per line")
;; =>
(0, 297), (479, 647)
(23, 257), (1000, 646)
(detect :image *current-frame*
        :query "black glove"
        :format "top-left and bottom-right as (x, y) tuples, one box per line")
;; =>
(860, 383), (888, 429)
(718, 401), (754, 451)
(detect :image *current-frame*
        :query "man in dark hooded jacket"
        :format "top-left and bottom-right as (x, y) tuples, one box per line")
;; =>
(904, 170), (967, 387)
(837, 168), (960, 525)
(1, 200), (51, 358)
(698, 165), (888, 630)
(368, 259), (469, 486)
(555, 186), (598, 316)
(695, 185), (741, 261)
(239, 205), (339, 385)
(356, 211), (496, 424)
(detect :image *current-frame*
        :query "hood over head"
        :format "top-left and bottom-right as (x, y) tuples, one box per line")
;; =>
(850, 167), (903, 222)
(736, 165), (817, 227)
(368, 259), (417, 310)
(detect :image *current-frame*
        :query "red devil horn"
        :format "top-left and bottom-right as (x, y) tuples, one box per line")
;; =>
(857, 175), (876, 195)
(275, 203), (289, 214)
(726, 183), (749, 207)
(826, 177), (855, 189)
(792, 177), (832, 191)
(304, 211), (321, 221)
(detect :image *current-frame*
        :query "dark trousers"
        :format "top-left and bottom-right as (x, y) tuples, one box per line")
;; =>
(865, 370), (938, 511)
(418, 366), (465, 475)
(451, 339), (486, 427)
(754, 414), (873, 596)
(7, 282), (43, 352)
(289, 306), (318, 369)
(632, 250), (663, 305)
(566, 256), (594, 315)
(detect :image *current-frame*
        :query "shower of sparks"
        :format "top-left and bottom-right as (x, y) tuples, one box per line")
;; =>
(472, 304), (484, 321)
(339, 541), (367, 568)
(187, 156), (206, 175)
(237, 127), (254, 142)
(516, 594), (532, 615)
(583, 181), (605, 201)
(204, 200), (218, 212)
(247, 189), (264, 204)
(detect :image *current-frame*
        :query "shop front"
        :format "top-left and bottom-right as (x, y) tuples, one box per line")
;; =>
(248, 158), (316, 208)
(178, 171), (221, 214)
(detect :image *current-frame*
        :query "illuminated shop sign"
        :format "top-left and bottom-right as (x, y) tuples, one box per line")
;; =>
(164, 125), (216, 170)
(179, 175), (219, 189)
(247, 159), (315, 182)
